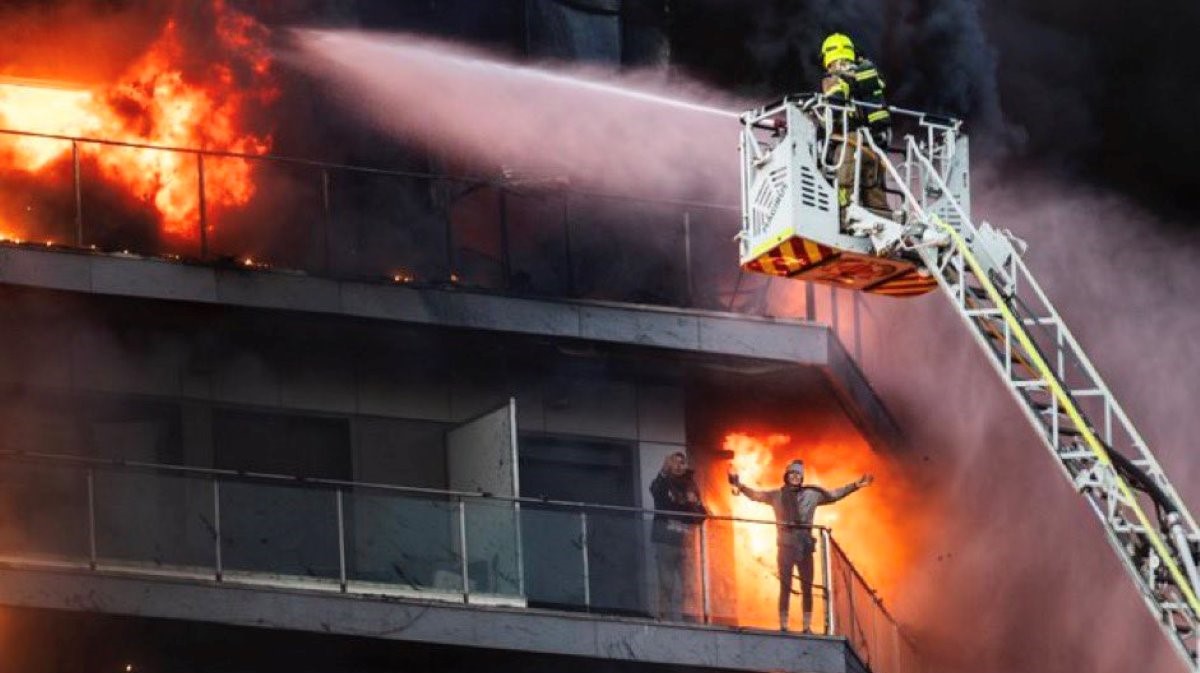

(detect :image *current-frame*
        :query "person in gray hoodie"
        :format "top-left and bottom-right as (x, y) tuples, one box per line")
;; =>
(729, 459), (872, 633)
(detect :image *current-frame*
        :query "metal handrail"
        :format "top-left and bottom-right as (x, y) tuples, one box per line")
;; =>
(742, 93), (963, 131)
(0, 448), (816, 529)
(0, 446), (915, 671)
(0, 126), (738, 213)
(827, 536), (902, 627)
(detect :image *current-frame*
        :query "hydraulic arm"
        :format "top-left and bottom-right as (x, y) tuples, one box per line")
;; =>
(739, 96), (1200, 670)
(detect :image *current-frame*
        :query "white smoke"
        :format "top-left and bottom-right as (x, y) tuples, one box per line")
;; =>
(287, 29), (746, 203)
(858, 169), (1199, 673)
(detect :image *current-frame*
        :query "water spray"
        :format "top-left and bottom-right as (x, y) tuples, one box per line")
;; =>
(297, 29), (740, 120)
(291, 28), (745, 201)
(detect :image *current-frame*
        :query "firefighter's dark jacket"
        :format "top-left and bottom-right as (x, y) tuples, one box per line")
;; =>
(821, 57), (891, 139)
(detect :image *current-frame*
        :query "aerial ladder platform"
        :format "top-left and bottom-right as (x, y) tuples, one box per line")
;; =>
(738, 95), (1200, 670)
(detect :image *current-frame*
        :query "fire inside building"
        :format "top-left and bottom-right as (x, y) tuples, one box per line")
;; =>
(0, 2), (1196, 673)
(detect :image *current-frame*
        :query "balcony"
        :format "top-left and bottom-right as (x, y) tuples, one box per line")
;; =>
(0, 128), (902, 452)
(0, 451), (918, 673)
(0, 127), (808, 315)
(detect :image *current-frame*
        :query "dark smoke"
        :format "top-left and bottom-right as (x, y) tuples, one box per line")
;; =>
(671, 0), (1010, 143)
(661, 2), (1200, 670)
(672, 0), (1200, 219)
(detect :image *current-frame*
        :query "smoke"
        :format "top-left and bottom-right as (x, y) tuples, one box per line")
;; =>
(660, 3), (1198, 668)
(837, 170), (1200, 673)
(676, 0), (1010, 144)
(286, 29), (745, 203)
(899, 0), (1003, 133)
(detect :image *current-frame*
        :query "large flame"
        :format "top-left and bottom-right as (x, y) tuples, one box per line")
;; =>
(0, 0), (275, 241)
(709, 431), (915, 630)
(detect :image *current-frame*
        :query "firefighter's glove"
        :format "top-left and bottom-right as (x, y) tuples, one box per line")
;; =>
(727, 472), (741, 487)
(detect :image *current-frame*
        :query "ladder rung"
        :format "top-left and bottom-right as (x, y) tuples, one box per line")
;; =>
(1111, 521), (1149, 534)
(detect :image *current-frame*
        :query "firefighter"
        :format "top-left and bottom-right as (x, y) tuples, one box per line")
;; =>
(729, 459), (872, 633)
(649, 452), (708, 621)
(819, 32), (892, 214)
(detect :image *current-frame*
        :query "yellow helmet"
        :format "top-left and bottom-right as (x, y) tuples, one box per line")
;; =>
(821, 33), (856, 68)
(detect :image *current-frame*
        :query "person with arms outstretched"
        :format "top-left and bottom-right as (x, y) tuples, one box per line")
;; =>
(729, 459), (872, 633)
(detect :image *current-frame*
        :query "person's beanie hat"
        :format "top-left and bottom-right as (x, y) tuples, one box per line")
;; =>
(782, 459), (805, 483)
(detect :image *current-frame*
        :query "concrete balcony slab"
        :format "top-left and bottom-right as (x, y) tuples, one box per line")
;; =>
(0, 245), (901, 450)
(0, 564), (867, 673)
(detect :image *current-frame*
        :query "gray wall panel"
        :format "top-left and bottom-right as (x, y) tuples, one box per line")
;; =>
(91, 256), (217, 303)
(213, 351), (282, 408)
(636, 385), (685, 444)
(543, 379), (638, 440)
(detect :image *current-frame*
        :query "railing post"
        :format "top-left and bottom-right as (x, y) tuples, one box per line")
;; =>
(320, 169), (332, 274)
(580, 510), (591, 610)
(821, 527), (835, 635)
(727, 271), (744, 312)
(458, 497), (470, 602)
(197, 153), (208, 259)
(830, 284), (839, 333)
(72, 141), (83, 247)
(683, 211), (694, 307)
(699, 517), (710, 624)
(498, 188), (511, 290)
(514, 499), (526, 597)
(445, 189), (457, 282)
(336, 488), (347, 593)
(891, 621), (901, 673)
(213, 479), (222, 582)
(562, 193), (575, 296)
(86, 468), (97, 570)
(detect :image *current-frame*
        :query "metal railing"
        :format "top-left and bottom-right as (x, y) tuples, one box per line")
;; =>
(0, 449), (918, 672)
(0, 127), (754, 312)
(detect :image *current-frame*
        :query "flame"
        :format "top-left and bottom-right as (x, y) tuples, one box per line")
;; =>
(0, 0), (275, 241)
(708, 431), (916, 630)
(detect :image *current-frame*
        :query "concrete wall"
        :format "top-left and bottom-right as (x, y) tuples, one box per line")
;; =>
(0, 293), (689, 494)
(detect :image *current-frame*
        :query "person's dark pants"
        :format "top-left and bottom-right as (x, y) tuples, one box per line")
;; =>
(777, 540), (815, 628)
(655, 528), (698, 621)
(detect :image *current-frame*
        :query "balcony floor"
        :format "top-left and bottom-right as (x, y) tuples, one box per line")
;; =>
(0, 559), (867, 673)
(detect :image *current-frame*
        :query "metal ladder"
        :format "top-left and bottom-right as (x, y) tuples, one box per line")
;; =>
(860, 129), (1200, 670)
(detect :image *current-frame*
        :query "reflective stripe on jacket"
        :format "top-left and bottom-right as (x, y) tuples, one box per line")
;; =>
(822, 58), (891, 136)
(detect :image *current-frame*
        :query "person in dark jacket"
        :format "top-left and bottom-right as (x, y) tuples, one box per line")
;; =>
(729, 459), (872, 633)
(649, 451), (708, 621)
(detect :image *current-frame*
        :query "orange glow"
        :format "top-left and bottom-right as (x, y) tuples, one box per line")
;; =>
(708, 431), (915, 630)
(0, 0), (276, 240)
